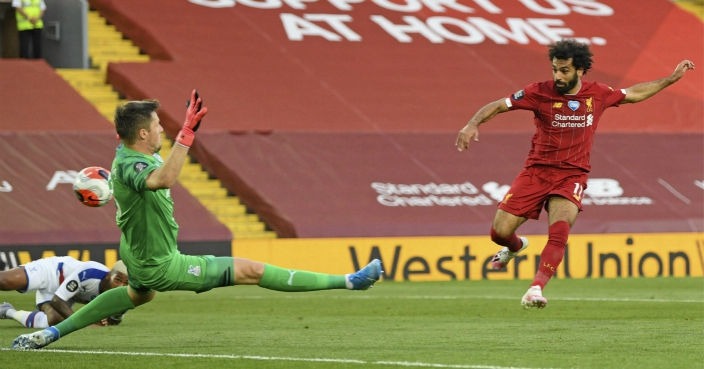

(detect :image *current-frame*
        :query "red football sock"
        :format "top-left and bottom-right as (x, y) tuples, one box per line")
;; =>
(490, 227), (523, 252)
(531, 221), (570, 289)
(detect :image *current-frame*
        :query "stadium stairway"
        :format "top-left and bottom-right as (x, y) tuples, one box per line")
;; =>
(674, 0), (704, 21)
(55, 9), (276, 240)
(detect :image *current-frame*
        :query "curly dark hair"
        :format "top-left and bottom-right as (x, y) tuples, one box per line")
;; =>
(548, 39), (594, 75)
(114, 100), (161, 145)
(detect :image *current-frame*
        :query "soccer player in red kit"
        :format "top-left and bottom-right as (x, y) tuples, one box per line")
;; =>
(455, 39), (695, 309)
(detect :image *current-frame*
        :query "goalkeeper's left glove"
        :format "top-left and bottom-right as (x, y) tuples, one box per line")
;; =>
(175, 89), (208, 148)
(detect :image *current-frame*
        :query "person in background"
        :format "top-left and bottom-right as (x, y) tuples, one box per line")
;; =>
(12, 0), (44, 59)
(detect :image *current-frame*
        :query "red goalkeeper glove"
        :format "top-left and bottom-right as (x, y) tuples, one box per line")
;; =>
(175, 89), (208, 148)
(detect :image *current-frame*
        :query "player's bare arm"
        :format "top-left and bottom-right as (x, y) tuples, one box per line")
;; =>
(37, 302), (65, 326)
(145, 145), (189, 190)
(49, 295), (74, 320)
(622, 60), (695, 104)
(456, 98), (510, 151)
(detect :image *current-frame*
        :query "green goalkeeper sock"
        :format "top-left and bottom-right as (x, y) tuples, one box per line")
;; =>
(54, 286), (135, 337)
(258, 264), (346, 292)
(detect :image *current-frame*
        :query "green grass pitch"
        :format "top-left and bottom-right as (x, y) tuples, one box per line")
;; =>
(1, 277), (702, 369)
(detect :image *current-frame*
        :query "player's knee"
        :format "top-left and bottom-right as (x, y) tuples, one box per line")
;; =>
(233, 258), (265, 284)
(243, 261), (264, 281)
(491, 217), (517, 240)
(128, 287), (155, 307)
(135, 291), (156, 306)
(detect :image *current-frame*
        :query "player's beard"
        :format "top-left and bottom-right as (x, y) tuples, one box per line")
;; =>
(151, 141), (162, 154)
(555, 73), (579, 94)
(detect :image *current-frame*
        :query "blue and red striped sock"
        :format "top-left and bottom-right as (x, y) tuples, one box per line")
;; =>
(9, 310), (48, 328)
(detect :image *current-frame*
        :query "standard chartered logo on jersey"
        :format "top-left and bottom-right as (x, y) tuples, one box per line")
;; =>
(551, 113), (593, 128)
(371, 178), (652, 207)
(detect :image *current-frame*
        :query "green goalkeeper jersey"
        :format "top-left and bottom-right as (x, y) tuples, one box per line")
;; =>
(111, 145), (178, 268)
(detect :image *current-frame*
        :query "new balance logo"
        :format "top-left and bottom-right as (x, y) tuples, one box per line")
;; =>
(552, 102), (563, 108)
(287, 270), (297, 286)
(188, 265), (201, 276)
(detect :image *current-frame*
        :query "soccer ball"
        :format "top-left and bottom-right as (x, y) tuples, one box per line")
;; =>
(73, 167), (113, 207)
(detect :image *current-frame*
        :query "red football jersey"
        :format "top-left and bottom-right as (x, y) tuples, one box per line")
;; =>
(506, 80), (626, 172)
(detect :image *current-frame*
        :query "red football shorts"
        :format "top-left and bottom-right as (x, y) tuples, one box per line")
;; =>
(497, 165), (588, 220)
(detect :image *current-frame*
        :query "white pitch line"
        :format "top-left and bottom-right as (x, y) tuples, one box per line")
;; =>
(0, 348), (557, 369)
(545, 296), (703, 303)
(187, 295), (704, 304)
(658, 178), (691, 204)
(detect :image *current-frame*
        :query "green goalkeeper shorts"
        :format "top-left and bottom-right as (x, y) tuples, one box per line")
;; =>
(128, 254), (235, 294)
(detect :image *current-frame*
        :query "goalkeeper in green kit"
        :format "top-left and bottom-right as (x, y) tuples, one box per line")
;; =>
(12, 90), (382, 350)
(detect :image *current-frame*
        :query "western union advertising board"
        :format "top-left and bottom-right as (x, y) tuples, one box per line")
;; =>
(233, 233), (704, 281)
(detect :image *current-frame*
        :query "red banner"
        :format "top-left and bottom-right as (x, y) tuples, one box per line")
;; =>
(91, 0), (702, 135)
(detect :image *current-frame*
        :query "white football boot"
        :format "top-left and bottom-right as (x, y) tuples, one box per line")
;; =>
(491, 237), (529, 270)
(521, 285), (548, 310)
(12, 328), (59, 350)
(0, 302), (13, 319)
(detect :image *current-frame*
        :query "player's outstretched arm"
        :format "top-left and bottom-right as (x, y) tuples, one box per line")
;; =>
(146, 89), (208, 190)
(456, 98), (509, 151)
(622, 60), (695, 104)
(146, 144), (189, 190)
